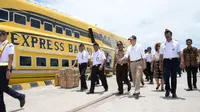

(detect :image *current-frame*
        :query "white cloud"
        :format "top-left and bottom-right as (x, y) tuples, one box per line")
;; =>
(35, 0), (200, 49)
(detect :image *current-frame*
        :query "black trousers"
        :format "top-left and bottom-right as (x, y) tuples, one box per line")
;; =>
(79, 63), (88, 89)
(163, 58), (179, 94)
(186, 66), (197, 89)
(0, 66), (23, 111)
(198, 64), (200, 72)
(90, 65), (108, 92)
(116, 63), (130, 93)
(128, 70), (132, 81)
(147, 62), (153, 82)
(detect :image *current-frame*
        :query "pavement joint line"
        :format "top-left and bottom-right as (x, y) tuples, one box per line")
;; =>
(67, 87), (129, 112)
(67, 92), (116, 112)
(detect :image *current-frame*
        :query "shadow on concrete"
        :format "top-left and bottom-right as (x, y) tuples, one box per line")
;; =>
(114, 92), (130, 98)
(9, 108), (24, 112)
(95, 85), (103, 87)
(86, 91), (105, 95)
(184, 88), (200, 92)
(72, 90), (87, 92)
(160, 96), (186, 100)
(151, 90), (165, 92)
(128, 95), (145, 100)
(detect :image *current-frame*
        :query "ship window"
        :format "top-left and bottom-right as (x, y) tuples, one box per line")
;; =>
(50, 58), (58, 67)
(65, 28), (72, 36)
(20, 56), (31, 66)
(62, 59), (69, 67)
(56, 25), (63, 34)
(36, 57), (46, 66)
(74, 31), (80, 38)
(72, 60), (77, 67)
(30, 18), (41, 29)
(0, 9), (9, 21)
(44, 22), (53, 32)
(14, 13), (26, 25)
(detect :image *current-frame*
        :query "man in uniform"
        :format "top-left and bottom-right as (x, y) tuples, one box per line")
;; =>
(113, 41), (131, 95)
(87, 42), (108, 94)
(183, 39), (198, 91)
(119, 35), (145, 99)
(159, 29), (184, 98)
(72, 43), (90, 91)
(0, 30), (25, 112)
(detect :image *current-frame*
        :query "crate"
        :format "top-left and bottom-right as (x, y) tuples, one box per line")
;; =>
(58, 68), (80, 88)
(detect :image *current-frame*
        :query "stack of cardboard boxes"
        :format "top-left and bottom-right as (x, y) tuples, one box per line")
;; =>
(55, 68), (80, 88)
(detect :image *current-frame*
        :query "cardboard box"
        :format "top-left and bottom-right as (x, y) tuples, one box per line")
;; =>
(57, 68), (80, 88)
(54, 74), (60, 86)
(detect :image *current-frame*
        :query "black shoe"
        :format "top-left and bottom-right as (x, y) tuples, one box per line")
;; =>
(128, 84), (131, 92)
(116, 92), (123, 95)
(156, 84), (160, 90)
(172, 94), (177, 98)
(19, 94), (25, 108)
(165, 91), (170, 97)
(87, 91), (94, 94)
(194, 86), (197, 89)
(161, 88), (164, 91)
(135, 93), (140, 99)
(149, 81), (153, 84)
(186, 88), (193, 91)
(141, 81), (144, 86)
(104, 88), (108, 92)
(133, 92), (140, 96)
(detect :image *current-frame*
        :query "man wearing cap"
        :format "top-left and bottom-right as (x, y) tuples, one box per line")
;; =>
(87, 42), (108, 94)
(119, 35), (145, 99)
(113, 41), (131, 95)
(72, 43), (90, 91)
(146, 47), (153, 84)
(0, 30), (25, 111)
(159, 29), (184, 98)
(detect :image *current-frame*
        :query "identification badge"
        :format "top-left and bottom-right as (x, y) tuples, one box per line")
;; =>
(96, 57), (99, 61)
(81, 55), (84, 59)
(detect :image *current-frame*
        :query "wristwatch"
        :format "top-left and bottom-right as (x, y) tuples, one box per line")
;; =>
(7, 68), (10, 71)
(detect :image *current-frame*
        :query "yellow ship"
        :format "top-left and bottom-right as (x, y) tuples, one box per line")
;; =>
(0, 0), (129, 84)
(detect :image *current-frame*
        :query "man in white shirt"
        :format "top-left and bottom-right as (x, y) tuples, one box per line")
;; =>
(146, 47), (153, 84)
(0, 30), (25, 112)
(72, 43), (90, 91)
(106, 53), (111, 68)
(144, 49), (148, 81)
(119, 35), (145, 99)
(87, 42), (108, 94)
(159, 29), (184, 98)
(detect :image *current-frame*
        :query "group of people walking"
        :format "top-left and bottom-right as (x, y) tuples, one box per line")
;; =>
(74, 29), (199, 100)
(0, 28), (199, 111)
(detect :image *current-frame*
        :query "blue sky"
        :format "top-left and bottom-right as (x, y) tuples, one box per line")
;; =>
(34, 0), (200, 50)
